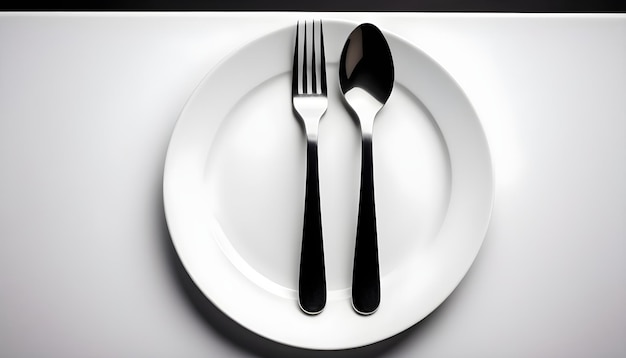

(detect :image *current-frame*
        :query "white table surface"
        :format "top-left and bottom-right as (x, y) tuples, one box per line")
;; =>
(0, 12), (624, 357)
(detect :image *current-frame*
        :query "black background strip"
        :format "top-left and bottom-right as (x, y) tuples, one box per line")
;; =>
(2, 0), (625, 12)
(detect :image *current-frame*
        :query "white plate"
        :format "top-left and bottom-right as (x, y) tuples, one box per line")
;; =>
(163, 19), (493, 350)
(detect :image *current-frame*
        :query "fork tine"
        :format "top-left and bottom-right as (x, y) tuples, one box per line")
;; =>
(319, 20), (327, 95)
(292, 21), (300, 95)
(303, 21), (309, 94)
(311, 21), (317, 94)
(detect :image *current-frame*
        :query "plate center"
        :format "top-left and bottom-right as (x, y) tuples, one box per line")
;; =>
(204, 64), (450, 293)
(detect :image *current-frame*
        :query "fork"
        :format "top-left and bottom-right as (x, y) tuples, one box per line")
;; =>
(292, 20), (328, 315)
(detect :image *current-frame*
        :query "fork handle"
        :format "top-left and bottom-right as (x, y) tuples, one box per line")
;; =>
(299, 139), (326, 314)
(352, 136), (380, 315)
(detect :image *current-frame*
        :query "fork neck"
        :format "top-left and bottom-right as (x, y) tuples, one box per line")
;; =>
(305, 123), (319, 143)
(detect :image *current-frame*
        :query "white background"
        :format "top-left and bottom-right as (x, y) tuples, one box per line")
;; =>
(0, 12), (624, 357)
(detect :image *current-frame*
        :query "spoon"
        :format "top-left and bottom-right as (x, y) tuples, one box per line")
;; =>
(339, 23), (394, 315)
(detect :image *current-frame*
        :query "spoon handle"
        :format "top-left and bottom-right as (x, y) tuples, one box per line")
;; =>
(299, 140), (327, 315)
(352, 136), (380, 315)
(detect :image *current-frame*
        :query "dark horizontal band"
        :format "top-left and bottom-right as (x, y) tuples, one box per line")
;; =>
(2, 0), (625, 12)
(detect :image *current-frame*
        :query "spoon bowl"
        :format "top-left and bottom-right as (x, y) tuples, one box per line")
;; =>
(339, 23), (394, 136)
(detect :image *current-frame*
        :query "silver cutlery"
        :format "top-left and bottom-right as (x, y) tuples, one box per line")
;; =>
(292, 19), (328, 315)
(339, 23), (395, 315)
